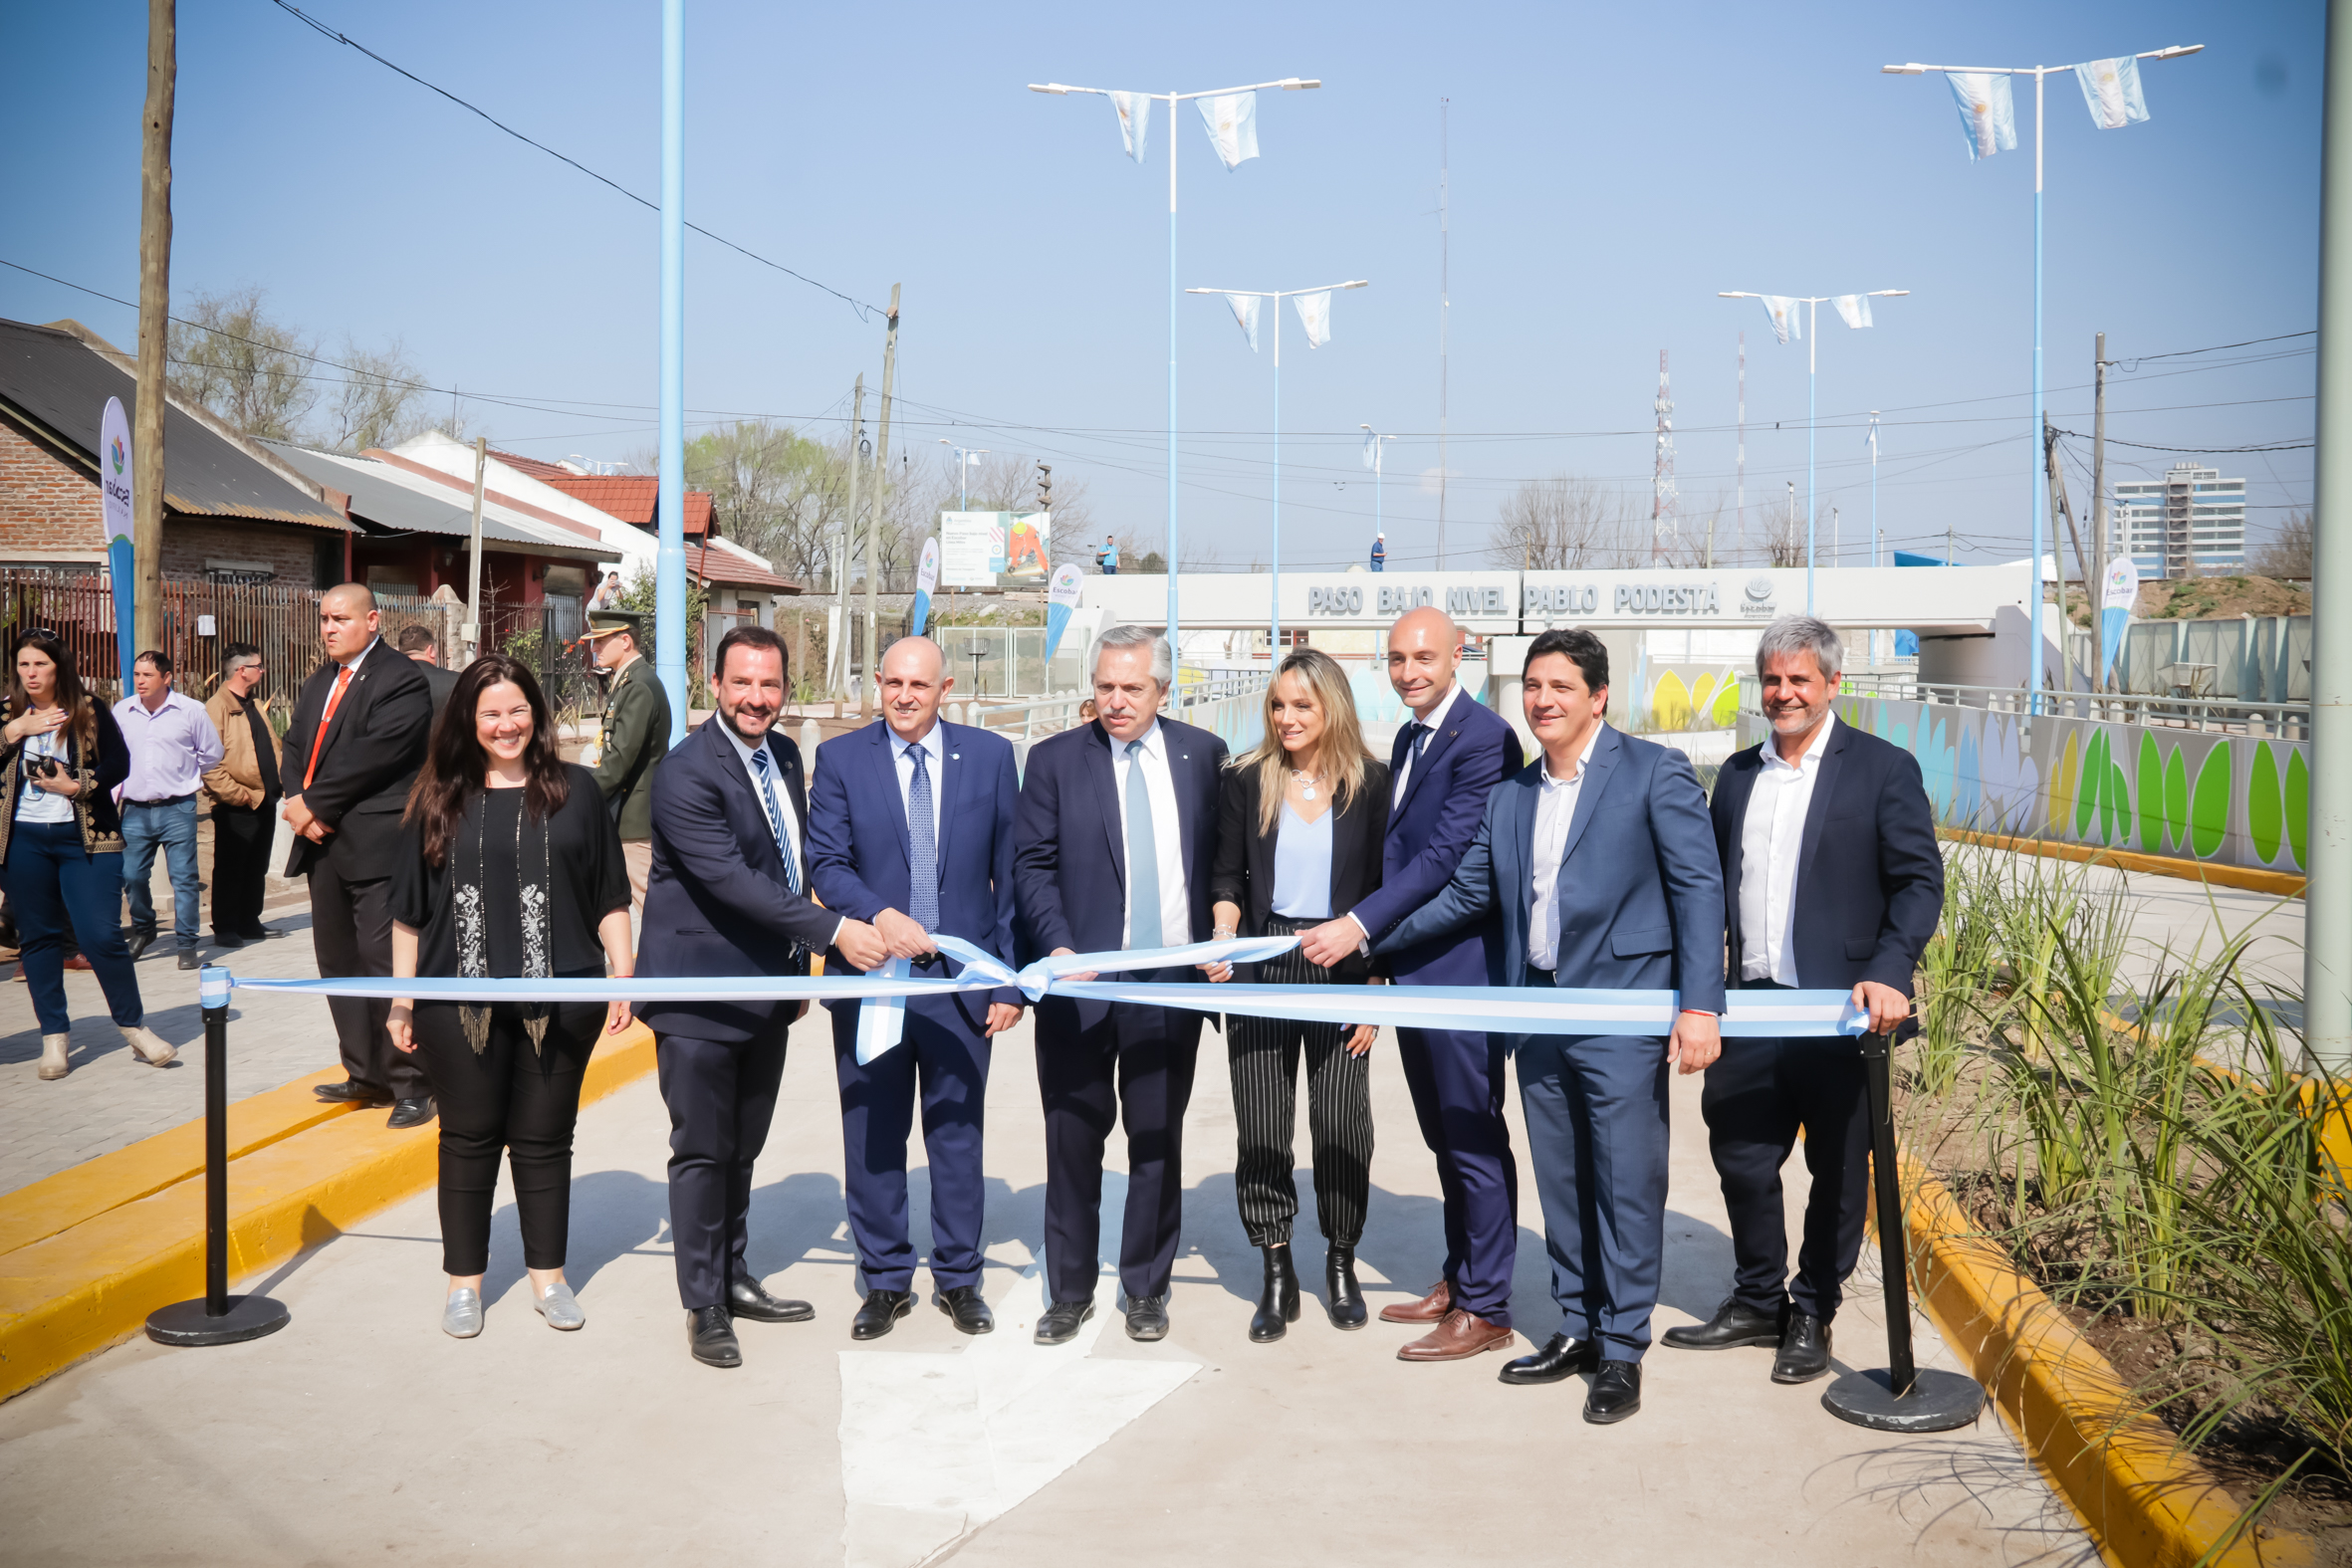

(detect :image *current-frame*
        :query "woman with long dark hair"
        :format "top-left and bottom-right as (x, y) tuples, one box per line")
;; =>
(1, 630), (176, 1079)
(387, 654), (634, 1339)
(1203, 647), (1388, 1341)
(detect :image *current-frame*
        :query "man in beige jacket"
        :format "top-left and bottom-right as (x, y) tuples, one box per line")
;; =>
(201, 643), (285, 948)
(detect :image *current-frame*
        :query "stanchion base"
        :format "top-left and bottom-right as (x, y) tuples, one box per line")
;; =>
(1822, 1366), (1985, 1433)
(144, 1294), (290, 1347)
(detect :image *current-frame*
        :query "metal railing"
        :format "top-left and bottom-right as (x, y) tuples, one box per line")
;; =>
(1831, 670), (2309, 738)
(958, 670), (1274, 747)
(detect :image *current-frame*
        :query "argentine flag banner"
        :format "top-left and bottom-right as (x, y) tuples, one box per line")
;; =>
(1109, 92), (1152, 161)
(1294, 291), (1332, 348)
(1225, 293), (1262, 351)
(1198, 93), (1260, 170)
(1760, 296), (1799, 345)
(2074, 57), (2149, 131)
(1831, 295), (1873, 331)
(1948, 72), (2017, 161)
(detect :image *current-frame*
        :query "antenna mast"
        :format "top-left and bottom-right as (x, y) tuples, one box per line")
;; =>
(1652, 349), (1677, 562)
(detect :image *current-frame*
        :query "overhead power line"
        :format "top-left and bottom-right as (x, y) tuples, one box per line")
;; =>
(2047, 425), (2312, 455)
(266, 0), (882, 321)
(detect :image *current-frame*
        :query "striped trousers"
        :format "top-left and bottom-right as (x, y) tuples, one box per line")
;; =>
(1227, 916), (1375, 1248)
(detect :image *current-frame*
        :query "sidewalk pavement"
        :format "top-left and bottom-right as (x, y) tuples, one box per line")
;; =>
(0, 1000), (2091, 1566)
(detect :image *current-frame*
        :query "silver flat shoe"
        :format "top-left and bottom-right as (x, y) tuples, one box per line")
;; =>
(533, 1280), (586, 1331)
(442, 1287), (484, 1339)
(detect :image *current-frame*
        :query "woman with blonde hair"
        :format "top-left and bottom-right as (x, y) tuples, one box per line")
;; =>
(1204, 646), (1388, 1341)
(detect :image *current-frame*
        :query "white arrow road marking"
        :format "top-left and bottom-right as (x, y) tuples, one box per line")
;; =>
(837, 1173), (1201, 1567)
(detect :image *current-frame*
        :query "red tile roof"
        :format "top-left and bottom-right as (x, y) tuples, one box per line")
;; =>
(490, 449), (574, 481)
(535, 475), (714, 537)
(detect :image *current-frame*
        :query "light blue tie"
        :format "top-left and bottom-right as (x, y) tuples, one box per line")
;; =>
(750, 746), (801, 895)
(906, 743), (938, 933)
(1123, 738), (1163, 951)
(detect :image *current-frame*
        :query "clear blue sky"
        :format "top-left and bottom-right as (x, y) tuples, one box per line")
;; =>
(0, 0), (2321, 572)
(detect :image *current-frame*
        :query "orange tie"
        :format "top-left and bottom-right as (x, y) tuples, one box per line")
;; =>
(303, 666), (353, 789)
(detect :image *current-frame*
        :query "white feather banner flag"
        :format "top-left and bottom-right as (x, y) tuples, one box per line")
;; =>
(1294, 291), (1332, 347)
(1948, 71), (2018, 160)
(1197, 93), (1260, 170)
(1832, 294), (1874, 330)
(2074, 56), (2149, 130)
(1109, 92), (1152, 162)
(1225, 293), (1262, 351)
(1760, 296), (1800, 345)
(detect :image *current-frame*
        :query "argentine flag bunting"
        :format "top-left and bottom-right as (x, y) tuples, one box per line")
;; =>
(2074, 57), (2150, 130)
(1832, 295), (1873, 330)
(1760, 296), (1799, 345)
(1294, 291), (1332, 347)
(1198, 93), (1260, 170)
(1948, 71), (2017, 160)
(1109, 92), (1152, 162)
(1225, 293), (1262, 351)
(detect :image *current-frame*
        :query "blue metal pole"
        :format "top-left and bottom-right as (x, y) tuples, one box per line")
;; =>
(1272, 330), (1282, 649)
(2028, 68), (2047, 716)
(1806, 299), (1817, 615)
(1167, 93), (1181, 668)
(655, 0), (687, 744)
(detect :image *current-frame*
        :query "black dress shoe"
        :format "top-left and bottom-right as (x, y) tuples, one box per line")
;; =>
(313, 1079), (390, 1105)
(687, 1305), (741, 1368)
(851, 1288), (915, 1340)
(1772, 1313), (1833, 1384)
(1324, 1244), (1367, 1330)
(1125, 1293), (1170, 1342)
(728, 1276), (816, 1323)
(247, 925), (287, 941)
(1499, 1331), (1603, 1386)
(210, 931), (246, 950)
(936, 1285), (994, 1335)
(1250, 1244), (1300, 1343)
(1661, 1294), (1788, 1351)
(385, 1097), (435, 1129)
(176, 948), (203, 971)
(1583, 1360), (1643, 1424)
(1035, 1298), (1095, 1345)
(124, 931), (155, 962)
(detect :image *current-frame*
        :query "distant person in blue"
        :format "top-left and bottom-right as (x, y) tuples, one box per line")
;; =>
(1098, 536), (1120, 574)
(1369, 534), (1386, 572)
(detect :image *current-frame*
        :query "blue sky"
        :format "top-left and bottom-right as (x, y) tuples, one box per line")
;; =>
(0, 0), (2321, 573)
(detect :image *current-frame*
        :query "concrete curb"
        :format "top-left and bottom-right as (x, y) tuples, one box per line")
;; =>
(0, 1021), (656, 1406)
(1938, 827), (2306, 898)
(1897, 1152), (2316, 1568)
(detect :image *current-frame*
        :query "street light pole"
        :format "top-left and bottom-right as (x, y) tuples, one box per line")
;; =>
(1360, 424), (1398, 565)
(938, 442), (990, 512)
(2307, 0), (2352, 1074)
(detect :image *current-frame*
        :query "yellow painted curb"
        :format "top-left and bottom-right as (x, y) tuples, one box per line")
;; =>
(1939, 827), (2306, 898)
(0, 1020), (657, 1406)
(1895, 1152), (2316, 1568)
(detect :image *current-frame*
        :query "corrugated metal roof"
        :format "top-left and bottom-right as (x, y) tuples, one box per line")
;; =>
(261, 443), (615, 562)
(0, 318), (352, 532)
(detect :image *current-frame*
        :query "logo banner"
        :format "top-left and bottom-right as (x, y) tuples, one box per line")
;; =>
(1109, 91), (1152, 162)
(2099, 553), (2140, 682)
(1197, 93), (1260, 170)
(2074, 56), (2149, 130)
(909, 537), (940, 637)
(1949, 71), (2018, 160)
(1044, 562), (1084, 665)
(1293, 291), (1332, 348)
(100, 396), (134, 688)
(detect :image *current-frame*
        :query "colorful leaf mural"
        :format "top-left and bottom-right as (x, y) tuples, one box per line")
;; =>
(2288, 748), (2310, 869)
(2248, 742), (2284, 864)
(2190, 742), (2231, 859)
(2137, 732), (2167, 853)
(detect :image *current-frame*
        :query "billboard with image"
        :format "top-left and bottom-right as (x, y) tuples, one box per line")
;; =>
(940, 511), (1052, 588)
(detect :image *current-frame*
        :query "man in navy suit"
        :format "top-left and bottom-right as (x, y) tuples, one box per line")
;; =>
(1300, 605), (1524, 1362)
(808, 635), (1023, 1341)
(1014, 625), (1228, 1346)
(1382, 628), (1725, 1424)
(1664, 616), (1941, 1383)
(639, 626), (891, 1369)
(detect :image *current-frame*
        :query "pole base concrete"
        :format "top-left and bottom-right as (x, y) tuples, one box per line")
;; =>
(1821, 1366), (1985, 1434)
(144, 1293), (289, 1347)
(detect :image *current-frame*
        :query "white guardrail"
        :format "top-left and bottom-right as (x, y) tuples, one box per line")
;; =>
(1827, 673), (2310, 739)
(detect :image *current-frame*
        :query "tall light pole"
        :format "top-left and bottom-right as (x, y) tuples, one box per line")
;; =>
(1030, 76), (1321, 667)
(2308, 0), (2352, 1073)
(1718, 290), (1909, 614)
(937, 441), (989, 511)
(1882, 44), (2202, 713)
(655, 0), (687, 742)
(1361, 423), (1399, 563)
(1188, 280), (1369, 651)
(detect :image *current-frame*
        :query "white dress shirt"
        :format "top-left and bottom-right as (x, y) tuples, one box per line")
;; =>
(1391, 681), (1463, 806)
(338, 635), (381, 673)
(718, 722), (841, 944)
(1527, 724), (1604, 972)
(1109, 720), (1191, 949)
(888, 720), (945, 844)
(1739, 710), (1837, 986)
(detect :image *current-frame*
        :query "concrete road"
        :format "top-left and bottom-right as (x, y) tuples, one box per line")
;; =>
(0, 1004), (2089, 1567)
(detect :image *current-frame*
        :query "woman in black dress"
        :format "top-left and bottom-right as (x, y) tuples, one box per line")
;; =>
(387, 653), (634, 1339)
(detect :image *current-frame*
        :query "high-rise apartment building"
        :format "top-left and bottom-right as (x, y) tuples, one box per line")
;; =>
(2110, 462), (2246, 577)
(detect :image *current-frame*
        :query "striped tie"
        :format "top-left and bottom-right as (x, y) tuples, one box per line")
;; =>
(750, 746), (801, 895)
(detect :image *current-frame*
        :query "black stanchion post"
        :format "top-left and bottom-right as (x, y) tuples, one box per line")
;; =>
(145, 967), (291, 1347)
(1821, 1029), (1984, 1432)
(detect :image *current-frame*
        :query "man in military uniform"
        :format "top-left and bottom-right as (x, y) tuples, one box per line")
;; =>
(588, 609), (673, 913)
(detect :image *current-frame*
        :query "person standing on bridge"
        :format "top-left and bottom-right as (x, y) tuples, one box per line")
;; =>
(1369, 533), (1386, 572)
(1667, 616), (1940, 1385)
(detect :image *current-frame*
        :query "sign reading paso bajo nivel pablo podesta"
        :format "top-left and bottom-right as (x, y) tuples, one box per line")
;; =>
(1305, 582), (1515, 618)
(1300, 572), (1780, 622)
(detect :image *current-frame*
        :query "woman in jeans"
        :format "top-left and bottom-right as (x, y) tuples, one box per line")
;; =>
(1204, 647), (1387, 1342)
(388, 654), (633, 1339)
(0, 631), (176, 1080)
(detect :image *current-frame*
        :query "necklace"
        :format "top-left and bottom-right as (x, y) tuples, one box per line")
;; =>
(1289, 768), (1325, 801)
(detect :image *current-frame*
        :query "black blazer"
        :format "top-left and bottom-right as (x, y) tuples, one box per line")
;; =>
(281, 638), (432, 879)
(1709, 718), (1944, 1000)
(418, 661), (460, 730)
(1208, 758), (1388, 981)
(636, 715), (838, 1043)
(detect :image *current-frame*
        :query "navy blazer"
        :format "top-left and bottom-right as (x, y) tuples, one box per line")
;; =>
(806, 718), (1021, 1014)
(1710, 718), (1943, 998)
(1381, 726), (1728, 1018)
(1014, 716), (1228, 1027)
(1345, 688), (1524, 985)
(637, 716), (840, 1043)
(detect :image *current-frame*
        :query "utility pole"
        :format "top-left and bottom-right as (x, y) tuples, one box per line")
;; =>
(1651, 349), (1676, 563)
(2306, 0), (2352, 1073)
(834, 374), (863, 702)
(2044, 413), (2087, 690)
(464, 436), (487, 657)
(862, 285), (899, 721)
(1437, 98), (1449, 568)
(2093, 332), (2110, 688)
(132, 0), (174, 650)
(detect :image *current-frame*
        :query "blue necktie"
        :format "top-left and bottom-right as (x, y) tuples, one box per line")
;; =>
(750, 746), (801, 895)
(906, 743), (938, 933)
(1123, 738), (1163, 951)
(1411, 721), (1434, 765)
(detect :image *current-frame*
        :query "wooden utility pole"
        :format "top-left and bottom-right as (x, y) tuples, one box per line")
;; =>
(861, 285), (900, 720)
(2044, 413), (2088, 690)
(132, 0), (175, 648)
(834, 374), (863, 702)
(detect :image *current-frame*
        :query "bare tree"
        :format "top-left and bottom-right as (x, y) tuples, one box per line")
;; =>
(2249, 510), (2313, 578)
(318, 336), (431, 453)
(167, 286), (317, 440)
(1487, 474), (1642, 568)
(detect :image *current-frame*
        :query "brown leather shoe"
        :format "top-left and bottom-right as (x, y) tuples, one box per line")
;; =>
(1378, 1279), (1453, 1325)
(1396, 1308), (1514, 1362)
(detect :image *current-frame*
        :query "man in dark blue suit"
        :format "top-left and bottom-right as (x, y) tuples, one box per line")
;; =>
(1664, 616), (1942, 1383)
(639, 626), (891, 1369)
(1382, 628), (1725, 1424)
(1014, 625), (1228, 1346)
(1300, 605), (1523, 1362)
(808, 635), (1023, 1342)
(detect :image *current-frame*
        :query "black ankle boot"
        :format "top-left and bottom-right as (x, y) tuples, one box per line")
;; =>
(1250, 1243), (1300, 1342)
(1324, 1243), (1367, 1330)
